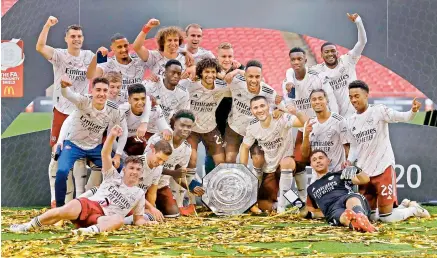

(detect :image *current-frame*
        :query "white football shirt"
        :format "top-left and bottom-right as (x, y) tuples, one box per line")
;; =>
(243, 114), (296, 173)
(145, 134), (192, 189)
(284, 69), (338, 131)
(61, 88), (125, 151)
(310, 54), (359, 118)
(145, 50), (187, 77)
(180, 46), (215, 64)
(346, 104), (416, 177)
(144, 78), (190, 133)
(98, 54), (147, 103)
(227, 74), (278, 136)
(180, 79), (231, 133)
(49, 48), (94, 115)
(88, 166), (145, 217)
(304, 113), (348, 172)
(138, 152), (164, 192)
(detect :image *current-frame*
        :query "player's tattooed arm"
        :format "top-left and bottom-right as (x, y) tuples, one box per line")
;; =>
(36, 16), (57, 60)
(301, 120), (316, 162)
(102, 125), (123, 173)
(87, 46), (107, 79)
(347, 13), (367, 58)
(133, 18), (160, 61)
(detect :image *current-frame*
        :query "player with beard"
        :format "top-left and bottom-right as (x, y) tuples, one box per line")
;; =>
(204, 42), (244, 174)
(178, 58), (231, 213)
(10, 125), (156, 234)
(133, 19), (195, 79)
(301, 89), (349, 183)
(143, 59), (190, 135)
(283, 47), (338, 173)
(144, 110), (205, 217)
(299, 150), (376, 233)
(180, 24), (215, 63)
(240, 96), (308, 212)
(53, 77), (127, 208)
(346, 80), (430, 222)
(36, 16), (94, 208)
(86, 33), (151, 141)
(289, 13), (367, 118)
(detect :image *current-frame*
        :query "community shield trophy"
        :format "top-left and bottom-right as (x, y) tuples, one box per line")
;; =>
(202, 163), (258, 216)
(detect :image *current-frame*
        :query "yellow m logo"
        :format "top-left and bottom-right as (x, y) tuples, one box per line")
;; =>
(3, 86), (15, 96)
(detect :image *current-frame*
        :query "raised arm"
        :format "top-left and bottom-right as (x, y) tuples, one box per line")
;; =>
(36, 16), (57, 60)
(301, 120), (316, 162)
(86, 46), (107, 79)
(347, 13), (367, 58)
(287, 105), (309, 127)
(133, 18), (160, 61)
(102, 125), (123, 173)
(60, 75), (86, 107)
(381, 99), (421, 123)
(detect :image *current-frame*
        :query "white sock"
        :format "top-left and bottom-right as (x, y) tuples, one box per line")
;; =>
(278, 169), (293, 208)
(65, 171), (74, 202)
(48, 157), (58, 202)
(123, 215), (134, 225)
(252, 167), (263, 188)
(86, 168), (102, 191)
(79, 187), (98, 198)
(30, 216), (43, 229)
(73, 159), (87, 196)
(80, 225), (100, 233)
(370, 209), (379, 222)
(379, 207), (416, 223)
(294, 171), (307, 202)
(169, 178), (184, 208)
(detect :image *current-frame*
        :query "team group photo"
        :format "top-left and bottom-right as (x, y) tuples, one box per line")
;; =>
(2, 0), (437, 256)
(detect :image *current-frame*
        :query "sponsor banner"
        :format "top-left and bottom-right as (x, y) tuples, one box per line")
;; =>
(1, 39), (24, 98)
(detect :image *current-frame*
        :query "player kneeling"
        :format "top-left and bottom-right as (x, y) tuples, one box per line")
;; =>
(10, 125), (155, 234)
(299, 150), (376, 233)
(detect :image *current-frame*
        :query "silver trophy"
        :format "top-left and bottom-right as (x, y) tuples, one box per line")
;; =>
(202, 163), (258, 216)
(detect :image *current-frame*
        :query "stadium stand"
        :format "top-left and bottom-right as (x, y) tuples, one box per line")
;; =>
(302, 35), (425, 98)
(2, 1), (423, 98)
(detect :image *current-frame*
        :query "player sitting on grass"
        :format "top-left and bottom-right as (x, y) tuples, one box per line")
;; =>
(299, 150), (376, 233)
(10, 125), (155, 234)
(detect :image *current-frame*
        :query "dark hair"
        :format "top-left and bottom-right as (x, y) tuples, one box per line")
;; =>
(92, 77), (109, 87)
(348, 80), (370, 93)
(310, 149), (328, 159)
(128, 83), (146, 96)
(321, 42), (336, 52)
(289, 47), (305, 56)
(171, 109), (196, 129)
(110, 33), (126, 43)
(165, 59), (183, 69)
(154, 140), (173, 156)
(124, 156), (144, 167)
(250, 95), (268, 106)
(309, 89), (328, 99)
(185, 23), (202, 34)
(245, 60), (262, 70)
(156, 26), (184, 52)
(65, 24), (82, 34)
(196, 57), (221, 78)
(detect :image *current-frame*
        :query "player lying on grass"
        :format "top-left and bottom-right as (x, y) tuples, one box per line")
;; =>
(299, 150), (376, 233)
(10, 125), (156, 234)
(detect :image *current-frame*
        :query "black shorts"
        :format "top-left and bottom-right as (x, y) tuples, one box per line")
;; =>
(326, 193), (370, 226)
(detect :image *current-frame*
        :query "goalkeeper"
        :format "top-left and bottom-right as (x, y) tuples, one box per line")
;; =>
(298, 150), (376, 233)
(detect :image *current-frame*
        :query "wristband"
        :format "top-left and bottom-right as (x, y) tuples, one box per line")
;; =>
(142, 25), (151, 34)
(305, 211), (314, 219)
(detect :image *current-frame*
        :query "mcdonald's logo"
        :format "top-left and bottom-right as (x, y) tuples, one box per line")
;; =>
(3, 86), (15, 96)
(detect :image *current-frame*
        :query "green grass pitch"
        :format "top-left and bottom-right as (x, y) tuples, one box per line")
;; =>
(1, 206), (437, 256)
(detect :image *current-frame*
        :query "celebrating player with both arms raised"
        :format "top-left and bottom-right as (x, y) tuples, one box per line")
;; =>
(12, 12), (430, 235)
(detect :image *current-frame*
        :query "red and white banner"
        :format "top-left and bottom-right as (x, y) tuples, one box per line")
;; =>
(1, 39), (24, 98)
